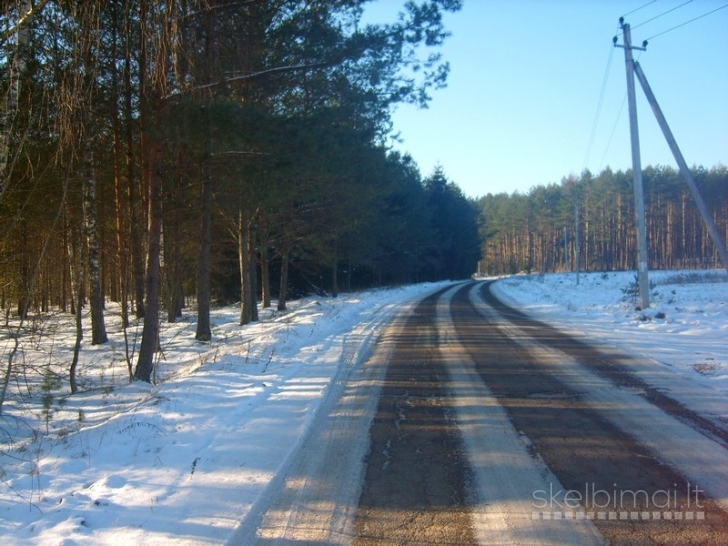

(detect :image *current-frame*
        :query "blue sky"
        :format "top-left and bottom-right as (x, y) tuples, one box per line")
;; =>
(365, 0), (728, 198)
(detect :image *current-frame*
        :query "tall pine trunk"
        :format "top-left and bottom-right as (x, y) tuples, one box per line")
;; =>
(111, 0), (129, 329)
(195, 164), (212, 340)
(68, 226), (84, 394)
(164, 177), (184, 323)
(238, 210), (256, 325)
(260, 243), (271, 308)
(277, 245), (290, 311)
(249, 227), (259, 322)
(0, 0), (31, 204)
(195, 5), (216, 341)
(83, 147), (108, 345)
(130, 0), (146, 319)
(134, 140), (163, 383)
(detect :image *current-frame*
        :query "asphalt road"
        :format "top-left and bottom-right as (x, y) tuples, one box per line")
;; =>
(229, 281), (728, 546)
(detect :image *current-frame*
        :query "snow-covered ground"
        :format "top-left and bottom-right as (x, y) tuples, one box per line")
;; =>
(491, 269), (728, 400)
(1, 270), (726, 545)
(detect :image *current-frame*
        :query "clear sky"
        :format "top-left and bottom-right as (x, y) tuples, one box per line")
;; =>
(364, 0), (728, 198)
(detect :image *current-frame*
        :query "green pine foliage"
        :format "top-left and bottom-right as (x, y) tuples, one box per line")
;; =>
(0, 2), (475, 378)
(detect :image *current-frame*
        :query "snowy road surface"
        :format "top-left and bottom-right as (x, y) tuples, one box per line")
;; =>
(3, 273), (727, 545)
(228, 281), (728, 545)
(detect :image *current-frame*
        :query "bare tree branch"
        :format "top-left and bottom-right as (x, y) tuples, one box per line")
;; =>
(164, 62), (331, 100)
(0, 0), (52, 41)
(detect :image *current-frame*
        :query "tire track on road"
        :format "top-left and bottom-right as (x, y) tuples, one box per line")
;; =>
(353, 288), (477, 546)
(481, 282), (728, 449)
(455, 281), (728, 545)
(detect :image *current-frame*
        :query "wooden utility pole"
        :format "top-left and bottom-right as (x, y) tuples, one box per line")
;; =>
(616, 21), (650, 309)
(632, 61), (728, 276)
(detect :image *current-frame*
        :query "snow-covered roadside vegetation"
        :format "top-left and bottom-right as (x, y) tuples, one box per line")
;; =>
(492, 269), (728, 427)
(493, 269), (728, 388)
(0, 282), (448, 545)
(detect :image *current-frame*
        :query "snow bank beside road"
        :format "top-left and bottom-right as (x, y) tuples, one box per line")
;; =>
(0, 282), (448, 546)
(491, 269), (728, 421)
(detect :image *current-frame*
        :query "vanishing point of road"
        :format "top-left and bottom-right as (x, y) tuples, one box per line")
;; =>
(228, 281), (728, 546)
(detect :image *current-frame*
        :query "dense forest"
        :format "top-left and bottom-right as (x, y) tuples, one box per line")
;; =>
(477, 165), (728, 276)
(1, 1), (725, 397)
(0, 0), (480, 390)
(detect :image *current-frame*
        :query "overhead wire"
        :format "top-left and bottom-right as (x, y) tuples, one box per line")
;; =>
(582, 18), (624, 173)
(582, 44), (615, 172)
(587, 0), (726, 174)
(632, 0), (694, 30)
(621, 0), (658, 19)
(645, 3), (728, 41)
(596, 51), (645, 173)
(595, 44), (645, 173)
(597, 93), (627, 173)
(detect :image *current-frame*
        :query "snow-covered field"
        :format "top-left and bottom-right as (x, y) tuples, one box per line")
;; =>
(1, 270), (726, 545)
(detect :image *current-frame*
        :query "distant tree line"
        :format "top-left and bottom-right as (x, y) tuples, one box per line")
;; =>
(0, 0), (480, 389)
(477, 165), (728, 276)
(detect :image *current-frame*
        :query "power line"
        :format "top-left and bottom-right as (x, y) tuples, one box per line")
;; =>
(595, 49), (642, 173)
(645, 3), (728, 40)
(633, 0), (693, 30)
(582, 45), (615, 172)
(597, 92), (626, 174)
(621, 0), (658, 18)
